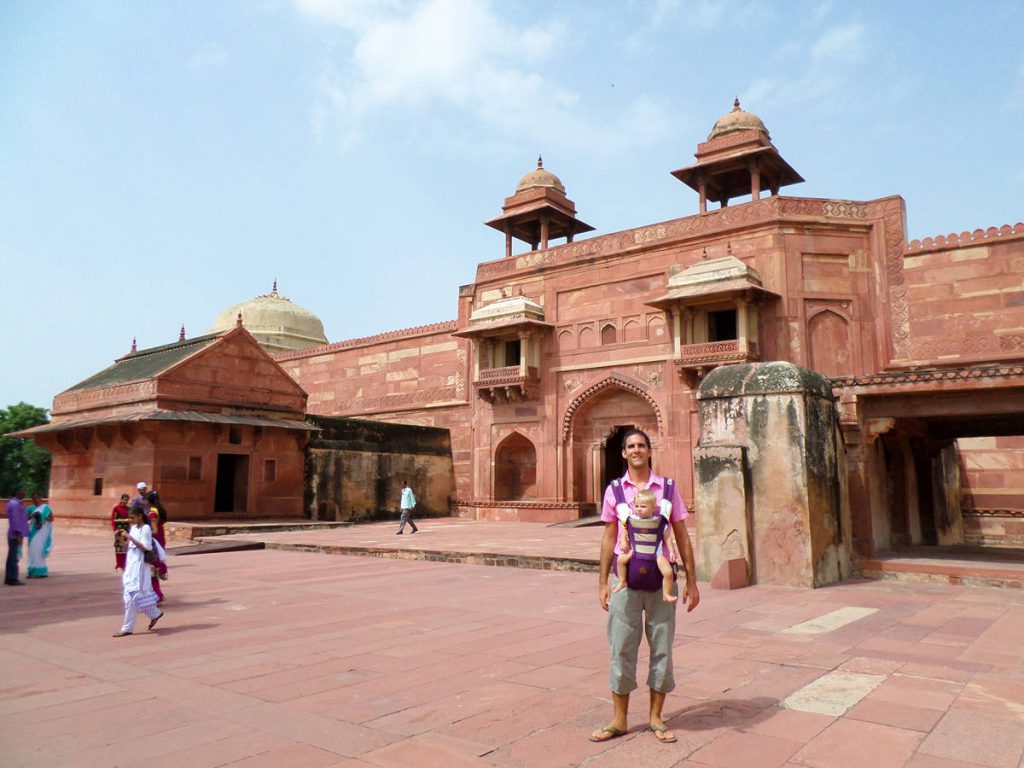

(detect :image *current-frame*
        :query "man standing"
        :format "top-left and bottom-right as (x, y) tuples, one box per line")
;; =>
(129, 481), (149, 516)
(396, 480), (418, 534)
(5, 486), (28, 586)
(591, 429), (699, 745)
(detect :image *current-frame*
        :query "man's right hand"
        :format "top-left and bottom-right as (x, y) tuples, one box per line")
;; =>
(599, 583), (611, 612)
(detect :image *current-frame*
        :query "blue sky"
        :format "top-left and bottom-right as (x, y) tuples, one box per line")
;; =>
(2, 0), (1022, 410)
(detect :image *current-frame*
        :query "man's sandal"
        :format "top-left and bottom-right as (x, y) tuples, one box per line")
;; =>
(589, 725), (627, 743)
(650, 723), (677, 743)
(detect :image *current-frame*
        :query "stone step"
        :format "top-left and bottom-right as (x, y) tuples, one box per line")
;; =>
(164, 520), (353, 542)
(859, 552), (1024, 589)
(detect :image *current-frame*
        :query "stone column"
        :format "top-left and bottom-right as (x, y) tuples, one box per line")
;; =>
(695, 362), (852, 588)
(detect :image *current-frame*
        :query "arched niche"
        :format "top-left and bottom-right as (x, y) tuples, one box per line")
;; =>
(808, 308), (851, 378)
(493, 431), (538, 501)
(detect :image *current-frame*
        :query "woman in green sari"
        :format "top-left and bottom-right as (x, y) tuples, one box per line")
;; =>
(26, 493), (53, 578)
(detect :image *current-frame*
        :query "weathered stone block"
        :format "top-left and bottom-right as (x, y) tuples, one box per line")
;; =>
(696, 361), (852, 588)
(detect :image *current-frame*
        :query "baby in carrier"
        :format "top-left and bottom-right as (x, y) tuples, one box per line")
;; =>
(612, 488), (680, 603)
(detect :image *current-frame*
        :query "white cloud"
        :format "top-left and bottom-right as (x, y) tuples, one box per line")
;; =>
(810, 23), (866, 65)
(188, 43), (229, 71)
(295, 0), (401, 30)
(296, 0), (675, 153)
(741, 21), (867, 112)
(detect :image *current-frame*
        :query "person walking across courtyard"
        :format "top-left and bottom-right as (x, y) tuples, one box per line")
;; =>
(396, 480), (418, 534)
(591, 428), (699, 745)
(113, 506), (164, 637)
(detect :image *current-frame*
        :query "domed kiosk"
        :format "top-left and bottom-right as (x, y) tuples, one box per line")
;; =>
(672, 99), (803, 212)
(211, 282), (328, 354)
(485, 156), (593, 258)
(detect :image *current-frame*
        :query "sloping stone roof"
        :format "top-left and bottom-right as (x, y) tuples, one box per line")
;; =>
(64, 333), (221, 393)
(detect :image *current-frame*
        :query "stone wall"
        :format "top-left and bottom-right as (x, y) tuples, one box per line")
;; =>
(278, 323), (473, 501)
(694, 361), (851, 588)
(305, 416), (454, 522)
(38, 421), (308, 533)
(901, 229), (1024, 365)
(959, 435), (1024, 547)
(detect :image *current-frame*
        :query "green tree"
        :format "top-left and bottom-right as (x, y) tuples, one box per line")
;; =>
(0, 402), (51, 497)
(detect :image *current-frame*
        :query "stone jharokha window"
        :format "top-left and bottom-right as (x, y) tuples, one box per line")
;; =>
(707, 308), (738, 341)
(264, 459), (277, 482)
(188, 456), (202, 481)
(493, 432), (537, 501)
(93, 477), (103, 496)
(503, 338), (521, 367)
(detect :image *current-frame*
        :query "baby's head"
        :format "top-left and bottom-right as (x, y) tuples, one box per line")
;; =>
(633, 489), (657, 518)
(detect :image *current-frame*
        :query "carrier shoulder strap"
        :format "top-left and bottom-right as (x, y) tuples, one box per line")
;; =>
(610, 478), (626, 507)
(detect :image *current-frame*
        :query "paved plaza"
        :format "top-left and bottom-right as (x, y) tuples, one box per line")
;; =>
(2, 520), (1024, 767)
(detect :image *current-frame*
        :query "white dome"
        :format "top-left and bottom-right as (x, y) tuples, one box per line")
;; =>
(211, 283), (328, 353)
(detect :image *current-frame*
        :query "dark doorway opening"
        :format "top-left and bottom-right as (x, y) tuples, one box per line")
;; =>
(708, 309), (738, 342)
(215, 453), (249, 513)
(602, 425), (637, 492)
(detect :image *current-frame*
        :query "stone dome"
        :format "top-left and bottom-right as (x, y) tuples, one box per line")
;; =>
(708, 98), (769, 141)
(210, 282), (328, 354)
(515, 156), (566, 195)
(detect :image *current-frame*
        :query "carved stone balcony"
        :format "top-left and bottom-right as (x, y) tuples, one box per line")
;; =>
(677, 339), (761, 384)
(475, 365), (540, 403)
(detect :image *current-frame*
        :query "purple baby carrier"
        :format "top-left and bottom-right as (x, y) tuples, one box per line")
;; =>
(611, 478), (675, 591)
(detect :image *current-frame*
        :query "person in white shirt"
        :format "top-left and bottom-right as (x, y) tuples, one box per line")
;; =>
(113, 508), (165, 637)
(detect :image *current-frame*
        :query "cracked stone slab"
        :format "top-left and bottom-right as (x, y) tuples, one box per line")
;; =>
(782, 671), (885, 716)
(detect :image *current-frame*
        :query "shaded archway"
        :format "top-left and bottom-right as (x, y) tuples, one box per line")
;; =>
(494, 431), (537, 501)
(563, 377), (659, 507)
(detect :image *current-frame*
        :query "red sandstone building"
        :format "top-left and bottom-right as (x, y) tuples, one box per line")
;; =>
(18, 324), (313, 527)
(277, 101), (1024, 559)
(18, 102), (1024, 568)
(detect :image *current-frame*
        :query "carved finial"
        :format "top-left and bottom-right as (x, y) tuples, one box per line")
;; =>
(727, 241), (734, 255)
(733, 97), (741, 111)
(271, 278), (278, 296)
(537, 155), (543, 169)
(702, 247), (708, 260)
(179, 325), (186, 341)
(130, 337), (137, 353)
(236, 312), (243, 327)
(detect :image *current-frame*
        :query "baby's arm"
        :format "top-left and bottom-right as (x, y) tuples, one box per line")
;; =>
(662, 525), (681, 564)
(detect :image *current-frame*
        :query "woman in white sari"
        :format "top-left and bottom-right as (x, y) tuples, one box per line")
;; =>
(26, 494), (53, 578)
(113, 508), (165, 637)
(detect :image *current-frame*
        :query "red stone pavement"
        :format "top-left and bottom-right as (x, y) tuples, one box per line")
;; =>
(3, 519), (1024, 767)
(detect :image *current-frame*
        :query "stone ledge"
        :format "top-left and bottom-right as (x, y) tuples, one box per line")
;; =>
(231, 540), (599, 573)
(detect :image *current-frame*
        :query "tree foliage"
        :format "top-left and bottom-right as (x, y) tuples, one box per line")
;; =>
(0, 402), (51, 497)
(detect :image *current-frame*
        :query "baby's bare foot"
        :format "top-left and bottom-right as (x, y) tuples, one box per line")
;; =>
(612, 581), (626, 593)
(663, 592), (678, 603)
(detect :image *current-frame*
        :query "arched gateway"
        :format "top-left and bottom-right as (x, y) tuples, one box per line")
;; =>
(563, 375), (662, 510)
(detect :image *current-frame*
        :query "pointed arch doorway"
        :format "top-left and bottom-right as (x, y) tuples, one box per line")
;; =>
(565, 384), (659, 510)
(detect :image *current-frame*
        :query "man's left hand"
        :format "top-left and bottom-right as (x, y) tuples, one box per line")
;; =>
(681, 579), (700, 613)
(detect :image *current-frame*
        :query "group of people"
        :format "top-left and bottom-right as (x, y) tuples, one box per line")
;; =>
(5, 486), (54, 585)
(111, 481), (168, 637)
(10, 434), (698, 722)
